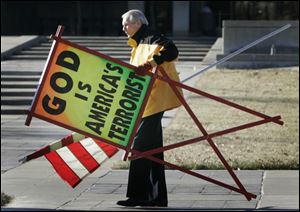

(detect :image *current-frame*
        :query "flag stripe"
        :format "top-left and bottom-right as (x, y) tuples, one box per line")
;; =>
(27, 132), (120, 188)
(68, 141), (100, 173)
(56, 147), (89, 179)
(61, 134), (75, 146)
(80, 138), (108, 164)
(72, 133), (86, 142)
(95, 139), (119, 157)
(45, 151), (81, 188)
(50, 141), (62, 151)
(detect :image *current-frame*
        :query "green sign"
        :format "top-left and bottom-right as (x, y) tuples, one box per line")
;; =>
(30, 39), (152, 148)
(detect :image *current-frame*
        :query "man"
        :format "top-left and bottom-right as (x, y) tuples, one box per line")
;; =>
(116, 9), (182, 207)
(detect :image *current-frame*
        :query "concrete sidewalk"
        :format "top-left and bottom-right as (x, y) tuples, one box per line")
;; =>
(1, 159), (299, 210)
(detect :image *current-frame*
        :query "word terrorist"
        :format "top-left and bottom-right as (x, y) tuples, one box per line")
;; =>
(85, 63), (146, 142)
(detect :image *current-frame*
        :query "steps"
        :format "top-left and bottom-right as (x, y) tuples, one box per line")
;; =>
(7, 36), (215, 61)
(1, 36), (216, 115)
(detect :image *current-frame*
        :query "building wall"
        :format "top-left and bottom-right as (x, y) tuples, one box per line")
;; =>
(1, 1), (128, 36)
(1, 1), (299, 36)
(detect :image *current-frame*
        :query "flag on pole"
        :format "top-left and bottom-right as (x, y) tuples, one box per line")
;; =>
(20, 133), (119, 188)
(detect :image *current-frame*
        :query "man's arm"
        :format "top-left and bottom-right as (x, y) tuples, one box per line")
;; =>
(150, 35), (179, 66)
(134, 35), (179, 75)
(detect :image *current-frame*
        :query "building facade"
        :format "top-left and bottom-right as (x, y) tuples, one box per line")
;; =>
(1, 1), (299, 36)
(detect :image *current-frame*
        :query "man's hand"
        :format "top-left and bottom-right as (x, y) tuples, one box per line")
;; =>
(134, 62), (152, 76)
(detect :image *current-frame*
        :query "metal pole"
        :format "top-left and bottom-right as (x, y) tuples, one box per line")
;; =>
(181, 24), (291, 83)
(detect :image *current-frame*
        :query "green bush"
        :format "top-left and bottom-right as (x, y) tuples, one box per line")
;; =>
(1, 192), (12, 206)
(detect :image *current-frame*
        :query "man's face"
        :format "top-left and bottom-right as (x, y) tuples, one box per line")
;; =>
(122, 18), (141, 37)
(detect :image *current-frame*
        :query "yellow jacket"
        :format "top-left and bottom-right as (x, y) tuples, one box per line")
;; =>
(128, 25), (182, 118)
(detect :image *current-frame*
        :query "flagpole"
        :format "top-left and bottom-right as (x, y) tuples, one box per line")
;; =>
(181, 24), (291, 83)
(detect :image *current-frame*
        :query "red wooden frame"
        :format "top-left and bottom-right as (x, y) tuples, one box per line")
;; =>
(128, 67), (283, 201)
(26, 25), (284, 201)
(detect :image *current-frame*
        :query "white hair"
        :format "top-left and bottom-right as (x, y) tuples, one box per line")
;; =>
(122, 9), (149, 26)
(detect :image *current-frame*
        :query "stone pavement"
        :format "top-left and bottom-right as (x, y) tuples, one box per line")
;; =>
(1, 36), (299, 211)
(1, 153), (299, 210)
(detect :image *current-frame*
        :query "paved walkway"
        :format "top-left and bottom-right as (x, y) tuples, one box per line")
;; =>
(1, 36), (299, 211)
(1, 153), (299, 210)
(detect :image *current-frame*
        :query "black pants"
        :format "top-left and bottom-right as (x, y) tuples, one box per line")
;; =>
(126, 112), (167, 205)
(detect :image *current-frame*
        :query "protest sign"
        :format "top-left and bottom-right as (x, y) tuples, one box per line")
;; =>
(26, 33), (152, 149)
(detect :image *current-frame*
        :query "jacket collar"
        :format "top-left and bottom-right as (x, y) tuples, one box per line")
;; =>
(127, 24), (148, 48)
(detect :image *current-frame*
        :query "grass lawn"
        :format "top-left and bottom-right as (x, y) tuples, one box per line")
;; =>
(163, 67), (299, 170)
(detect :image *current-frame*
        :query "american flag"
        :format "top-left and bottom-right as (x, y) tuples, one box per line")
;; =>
(20, 133), (119, 188)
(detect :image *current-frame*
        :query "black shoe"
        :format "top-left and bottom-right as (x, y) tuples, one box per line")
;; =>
(147, 201), (168, 207)
(116, 199), (142, 207)
(116, 199), (168, 207)
(153, 202), (168, 207)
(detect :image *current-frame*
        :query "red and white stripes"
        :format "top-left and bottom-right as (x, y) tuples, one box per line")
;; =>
(21, 133), (119, 188)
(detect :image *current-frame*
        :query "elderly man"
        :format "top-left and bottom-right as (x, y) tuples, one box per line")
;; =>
(116, 9), (182, 207)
